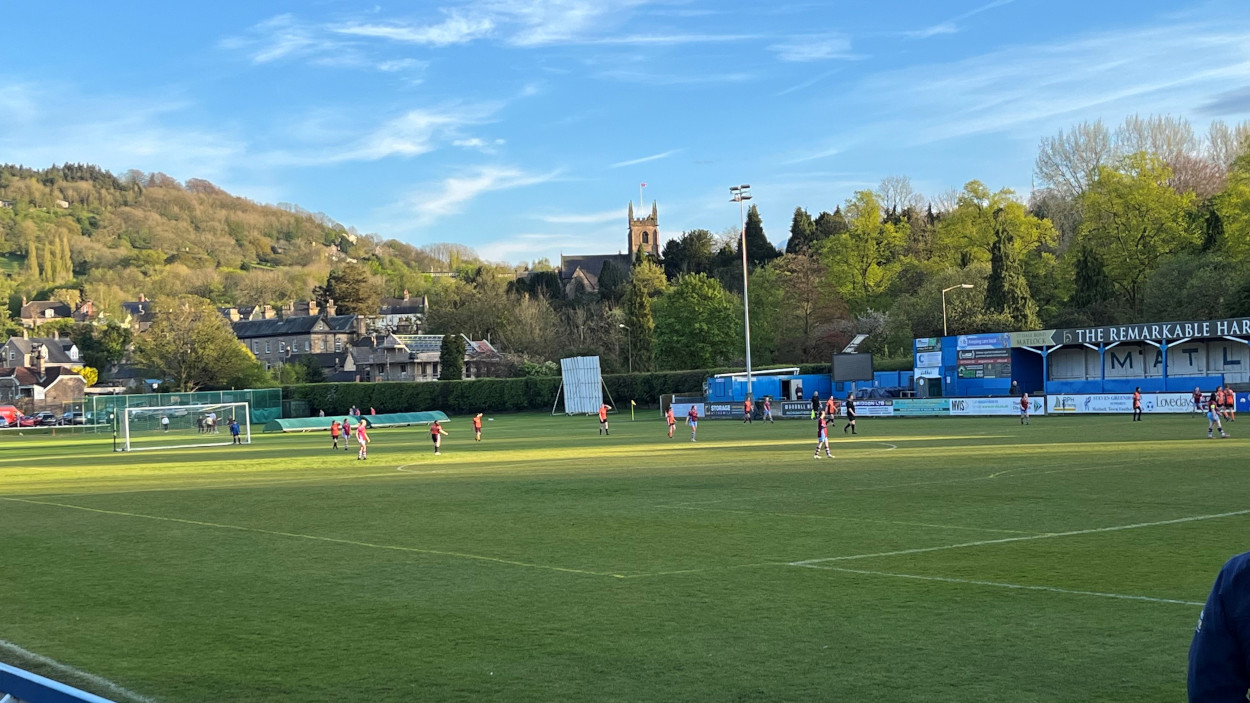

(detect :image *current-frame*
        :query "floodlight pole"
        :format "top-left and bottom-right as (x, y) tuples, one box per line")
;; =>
(730, 185), (753, 400)
(941, 284), (975, 336)
(618, 323), (632, 373)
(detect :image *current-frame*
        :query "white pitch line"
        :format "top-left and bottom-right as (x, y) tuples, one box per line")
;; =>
(790, 509), (1250, 566)
(0, 638), (156, 703)
(0, 496), (619, 578)
(798, 565), (1204, 606)
(395, 464), (459, 475)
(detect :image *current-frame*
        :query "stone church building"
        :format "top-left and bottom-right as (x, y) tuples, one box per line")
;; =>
(557, 201), (658, 297)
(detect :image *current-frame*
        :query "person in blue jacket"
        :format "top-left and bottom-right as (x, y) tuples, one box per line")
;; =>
(1190, 550), (1250, 701)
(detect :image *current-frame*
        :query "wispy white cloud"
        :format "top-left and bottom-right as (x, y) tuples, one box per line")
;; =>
(453, 137), (507, 153)
(332, 12), (495, 46)
(611, 149), (679, 168)
(408, 166), (561, 225)
(769, 34), (856, 62)
(377, 58), (429, 73)
(784, 145), (844, 165)
(901, 0), (1014, 39)
(830, 18), (1250, 151)
(574, 33), (759, 46)
(258, 103), (500, 166)
(247, 1), (750, 58)
(220, 14), (326, 64)
(596, 69), (756, 85)
(535, 208), (626, 224)
(776, 68), (842, 96)
(477, 232), (586, 261)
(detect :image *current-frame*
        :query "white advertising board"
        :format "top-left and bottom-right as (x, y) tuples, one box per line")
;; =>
(849, 400), (894, 417)
(915, 352), (943, 368)
(669, 402), (706, 420)
(949, 397), (1046, 416)
(1046, 393), (1195, 414)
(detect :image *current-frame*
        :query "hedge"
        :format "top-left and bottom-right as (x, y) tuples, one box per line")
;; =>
(285, 361), (911, 416)
(286, 370), (709, 416)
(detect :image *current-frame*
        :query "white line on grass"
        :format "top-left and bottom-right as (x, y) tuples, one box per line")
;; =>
(656, 504), (1038, 534)
(797, 565), (1204, 606)
(0, 638), (156, 703)
(789, 509), (1250, 566)
(0, 497), (622, 579)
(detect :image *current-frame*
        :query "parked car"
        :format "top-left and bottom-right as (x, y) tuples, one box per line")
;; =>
(0, 416), (9, 428)
(17, 415), (38, 427)
(60, 411), (86, 425)
(33, 411), (59, 426)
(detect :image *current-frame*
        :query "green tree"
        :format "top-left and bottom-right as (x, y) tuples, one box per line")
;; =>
(1141, 254), (1238, 321)
(934, 181), (1057, 265)
(629, 257), (668, 297)
(597, 259), (628, 303)
(772, 253), (841, 362)
(653, 273), (741, 370)
(23, 229), (38, 281)
(823, 190), (905, 310)
(739, 205), (779, 267)
(661, 229), (715, 280)
(1078, 154), (1200, 312)
(71, 320), (133, 370)
(814, 208), (848, 242)
(1214, 150), (1250, 263)
(622, 281), (655, 371)
(984, 209), (1040, 330)
(314, 263), (383, 316)
(439, 334), (463, 380)
(785, 207), (817, 254)
(1071, 244), (1115, 309)
(132, 295), (268, 391)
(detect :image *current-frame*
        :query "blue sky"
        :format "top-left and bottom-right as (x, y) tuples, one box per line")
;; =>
(2, 0), (1249, 263)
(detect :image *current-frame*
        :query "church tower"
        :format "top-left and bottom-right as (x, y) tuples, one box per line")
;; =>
(627, 201), (659, 258)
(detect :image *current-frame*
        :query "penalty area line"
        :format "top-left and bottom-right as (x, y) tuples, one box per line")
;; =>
(0, 637), (156, 703)
(0, 496), (620, 579)
(790, 509), (1250, 566)
(797, 565), (1203, 607)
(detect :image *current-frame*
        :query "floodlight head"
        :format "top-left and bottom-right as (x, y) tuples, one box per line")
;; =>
(618, 323), (628, 329)
(740, 184), (750, 189)
(960, 284), (974, 289)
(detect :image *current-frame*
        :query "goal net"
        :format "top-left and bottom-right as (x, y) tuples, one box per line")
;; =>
(117, 402), (251, 452)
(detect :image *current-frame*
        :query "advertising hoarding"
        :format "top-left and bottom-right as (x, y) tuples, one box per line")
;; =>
(1047, 393), (1195, 414)
(892, 399), (951, 416)
(949, 397), (1045, 416)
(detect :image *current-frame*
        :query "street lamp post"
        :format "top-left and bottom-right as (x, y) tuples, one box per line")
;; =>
(618, 323), (632, 374)
(729, 184), (753, 400)
(941, 284), (975, 336)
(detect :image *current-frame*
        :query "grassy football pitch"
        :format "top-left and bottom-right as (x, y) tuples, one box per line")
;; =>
(0, 412), (1245, 702)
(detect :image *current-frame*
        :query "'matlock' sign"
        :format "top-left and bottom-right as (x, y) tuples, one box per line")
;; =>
(1004, 317), (1250, 348)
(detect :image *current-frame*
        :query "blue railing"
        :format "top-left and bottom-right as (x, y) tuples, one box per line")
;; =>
(0, 662), (118, 703)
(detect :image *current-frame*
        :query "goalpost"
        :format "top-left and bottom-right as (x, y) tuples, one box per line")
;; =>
(116, 402), (251, 452)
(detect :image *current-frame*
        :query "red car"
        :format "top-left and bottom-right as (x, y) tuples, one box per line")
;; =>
(17, 415), (38, 427)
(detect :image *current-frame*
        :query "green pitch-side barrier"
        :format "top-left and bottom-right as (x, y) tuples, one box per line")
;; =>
(263, 411), (449, 433)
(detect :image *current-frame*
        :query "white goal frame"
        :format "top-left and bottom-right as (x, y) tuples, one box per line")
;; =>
(117, 402), (251, 452)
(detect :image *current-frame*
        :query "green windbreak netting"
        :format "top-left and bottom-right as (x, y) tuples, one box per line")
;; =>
(264, 411), (450, 433)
